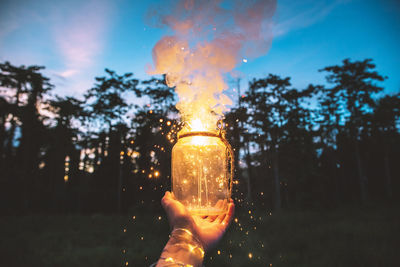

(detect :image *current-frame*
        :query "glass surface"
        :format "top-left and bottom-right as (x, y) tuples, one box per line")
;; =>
(172, 135), (230, 216)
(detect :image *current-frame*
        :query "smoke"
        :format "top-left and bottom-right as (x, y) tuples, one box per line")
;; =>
(148, 0), (277, 127)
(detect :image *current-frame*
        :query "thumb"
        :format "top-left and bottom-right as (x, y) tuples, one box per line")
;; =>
(161, 191), (193, 229)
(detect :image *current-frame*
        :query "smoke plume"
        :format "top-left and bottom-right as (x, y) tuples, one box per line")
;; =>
(148, 0), (277, 128)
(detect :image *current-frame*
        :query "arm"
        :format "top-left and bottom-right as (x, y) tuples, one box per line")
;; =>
(156, 191), (235, 267)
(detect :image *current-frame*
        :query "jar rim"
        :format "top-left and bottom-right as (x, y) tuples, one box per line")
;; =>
(178, 131), (221, 139)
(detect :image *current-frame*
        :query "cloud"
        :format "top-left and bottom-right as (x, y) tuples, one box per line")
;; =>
(273, 0), (347, 37)
(50, 0), (113, 79)
(0, 0), (114, 95)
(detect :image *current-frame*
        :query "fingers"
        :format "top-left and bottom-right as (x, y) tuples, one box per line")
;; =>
(207, 200), (224, 222)
(215, 199), (231, 224)
(215, 199), (228, 222)
(161, 191), (184, 218)
(161, 191), (175, 216)
(162, 191), (194, 230)
(221, 201), (235, 227)
(161, 191), (172, 209)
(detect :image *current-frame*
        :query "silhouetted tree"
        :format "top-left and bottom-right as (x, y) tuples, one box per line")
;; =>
(370, 93), (400, 199)
(320, 59), (385, 203)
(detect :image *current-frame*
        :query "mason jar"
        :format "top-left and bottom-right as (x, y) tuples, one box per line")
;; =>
(172, 130), (233, 216)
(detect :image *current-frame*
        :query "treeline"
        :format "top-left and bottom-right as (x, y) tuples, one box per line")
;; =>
(0, 59), (399, 214)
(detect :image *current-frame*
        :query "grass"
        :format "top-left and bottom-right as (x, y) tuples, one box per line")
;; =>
(0, 205), (399, 267)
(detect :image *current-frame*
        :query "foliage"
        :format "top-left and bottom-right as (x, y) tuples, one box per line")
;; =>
(0, 59), (399, 216)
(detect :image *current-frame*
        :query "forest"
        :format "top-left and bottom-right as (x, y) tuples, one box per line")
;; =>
(0, 58), (399, 215)
(1, 58), (400, 266)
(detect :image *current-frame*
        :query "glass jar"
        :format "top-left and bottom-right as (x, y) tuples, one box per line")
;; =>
(172, 130), (233, 216)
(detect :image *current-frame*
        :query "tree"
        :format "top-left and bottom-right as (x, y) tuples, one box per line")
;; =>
(320, 59), (385, 203)
(243, 74), (293, 211)
(129, 77), (177, 205)
(0, 62), (53, 211)
(44, 96), (86, 211)
(370, 93), (400, 199)
(85, 69), (139, 132)
(83, 69), (139, 212)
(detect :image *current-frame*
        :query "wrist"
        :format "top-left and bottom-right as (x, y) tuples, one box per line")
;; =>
(157, 228), (204, 267)
(171, 228), (204, 257)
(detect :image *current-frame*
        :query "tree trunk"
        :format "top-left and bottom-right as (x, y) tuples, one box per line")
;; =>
(5, 83), (22, 160)
(117, 163), (123, 213)
(273, 148), (281, 211)
(244, 139), (252, 202)
(383, 143), (392, 199)
(355, 140), (367, 203)
(117, 133), (123, 213)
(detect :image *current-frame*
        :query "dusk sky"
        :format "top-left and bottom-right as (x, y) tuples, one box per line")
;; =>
(1, 0), (399, 103)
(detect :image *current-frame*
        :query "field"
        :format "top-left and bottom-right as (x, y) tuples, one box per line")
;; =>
(1, 204), (399, 267)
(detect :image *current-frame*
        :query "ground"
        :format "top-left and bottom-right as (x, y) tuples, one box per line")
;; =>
(1, 204), (399, 267)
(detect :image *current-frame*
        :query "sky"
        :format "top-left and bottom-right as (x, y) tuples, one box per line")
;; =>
(1, 0), (399, 104)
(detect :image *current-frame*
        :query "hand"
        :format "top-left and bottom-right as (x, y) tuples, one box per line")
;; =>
(161, 191), (235, 252)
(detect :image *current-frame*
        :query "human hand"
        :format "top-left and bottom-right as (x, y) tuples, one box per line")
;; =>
(161, 191), (235, 252)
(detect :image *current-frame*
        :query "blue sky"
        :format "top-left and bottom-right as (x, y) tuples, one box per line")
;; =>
(1, 0), (399, 103)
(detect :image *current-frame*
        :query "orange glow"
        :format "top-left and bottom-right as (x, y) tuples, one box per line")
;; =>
(149, 1), (276, 130)
(188, 118), (206, 131)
